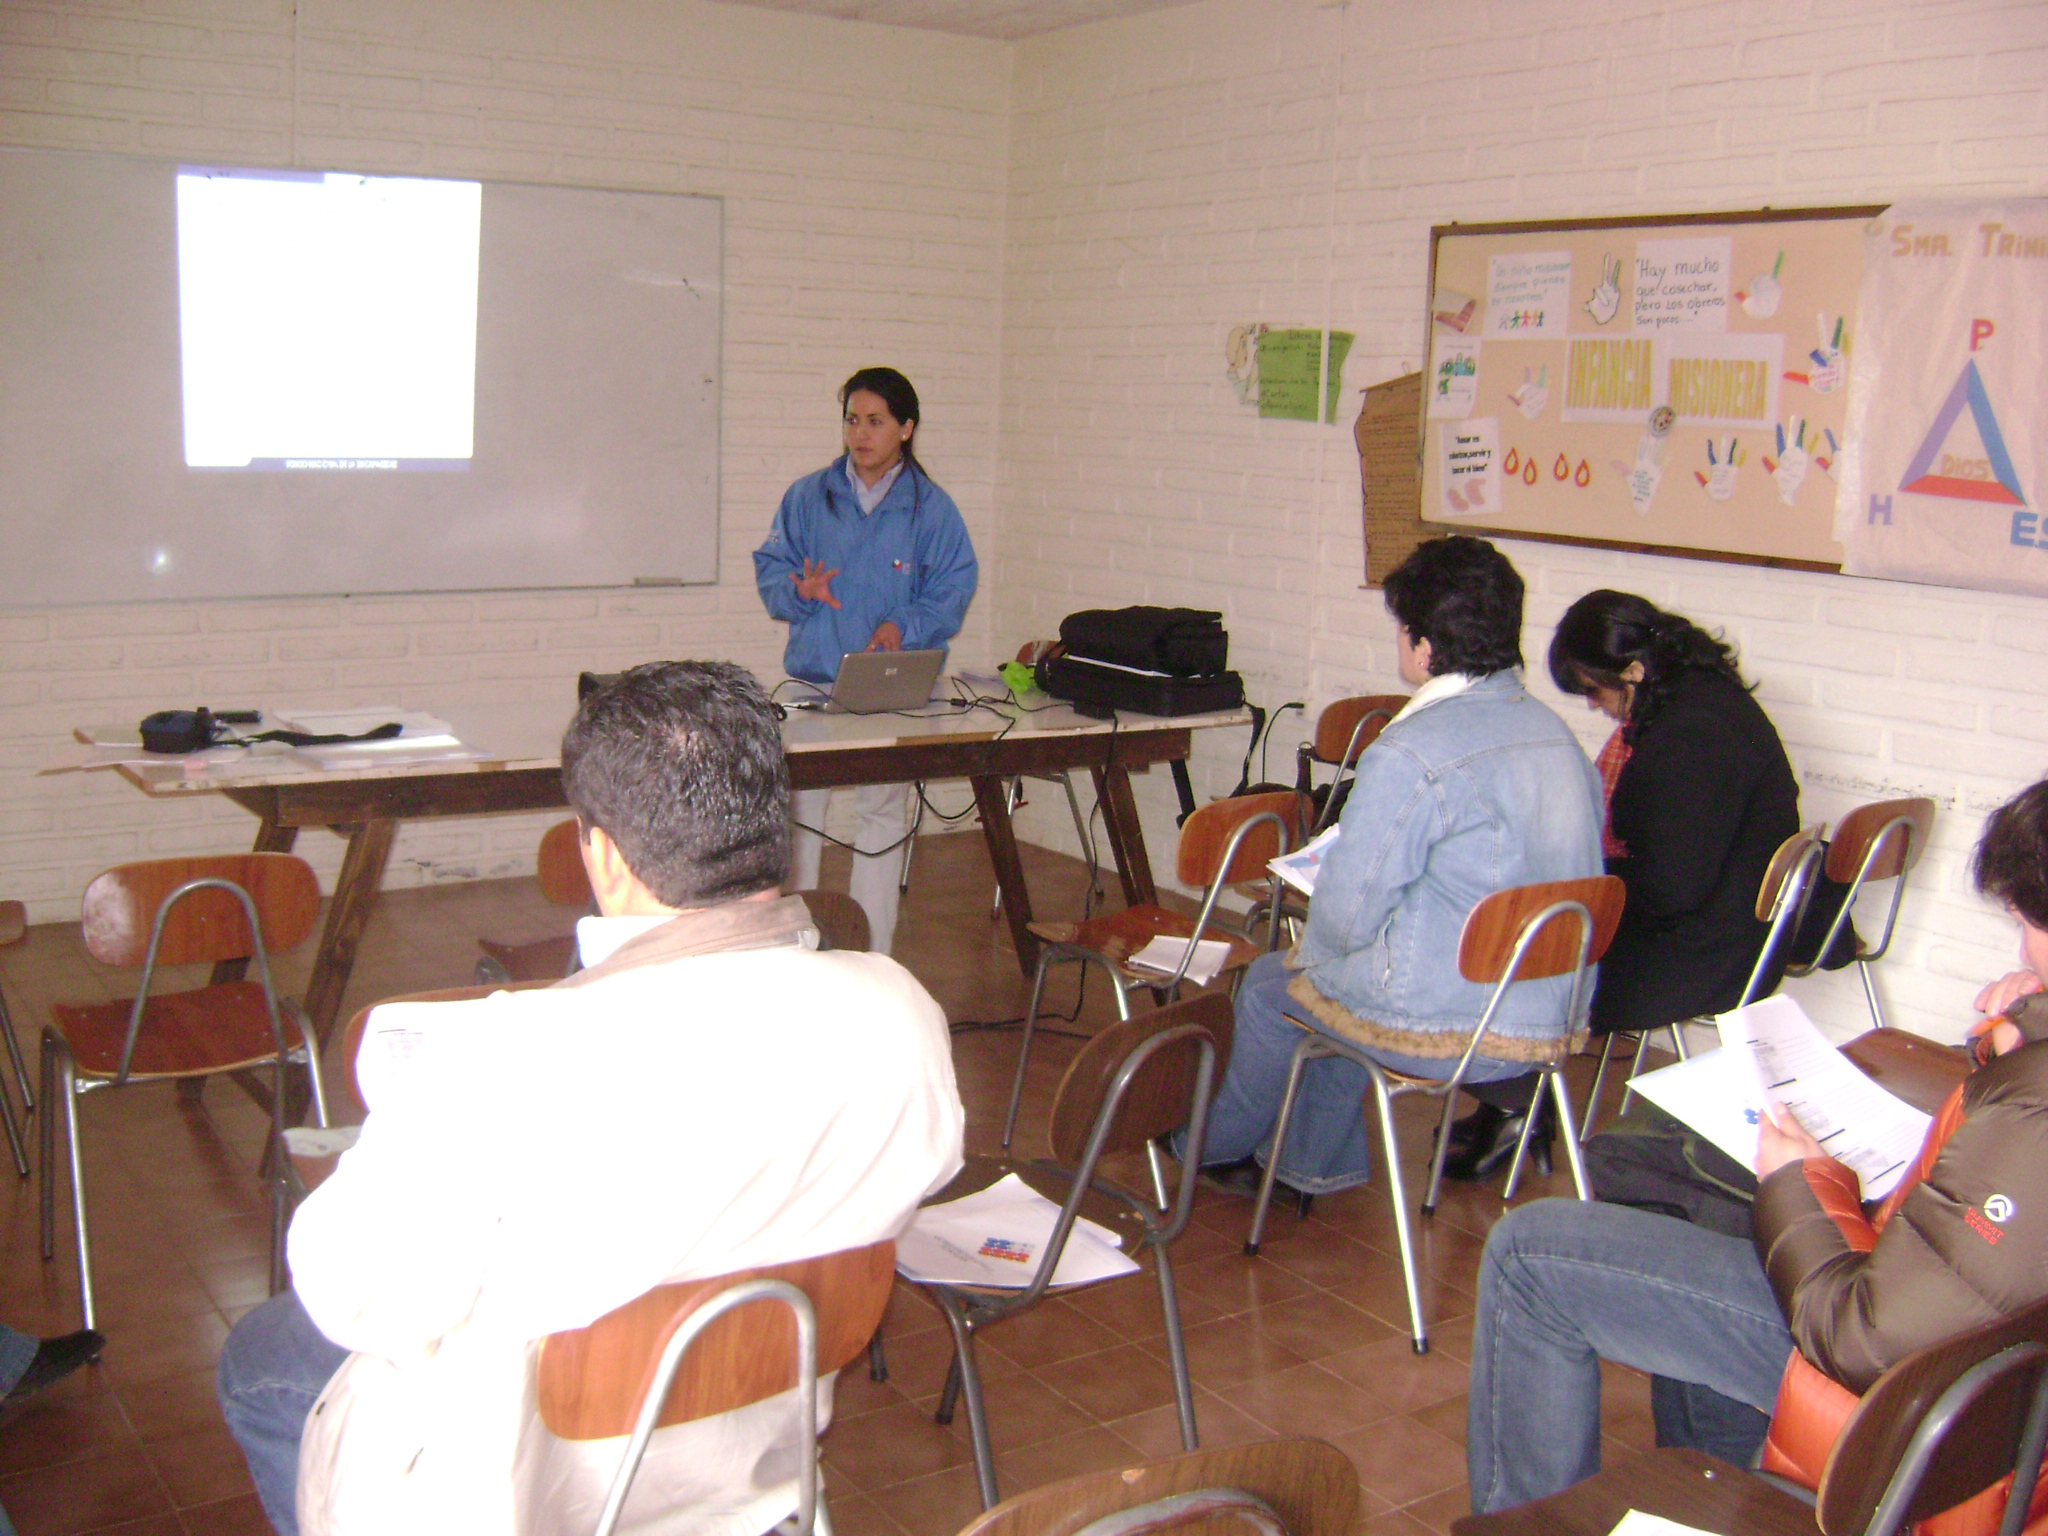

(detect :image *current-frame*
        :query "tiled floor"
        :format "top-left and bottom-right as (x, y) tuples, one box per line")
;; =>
(0, 826), (1657, 1535)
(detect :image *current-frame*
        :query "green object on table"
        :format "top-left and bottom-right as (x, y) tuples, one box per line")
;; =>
(999, 660), (1038, 697)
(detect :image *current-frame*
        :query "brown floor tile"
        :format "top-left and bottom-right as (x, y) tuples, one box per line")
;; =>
(1358, 1508), (1435, 1536)
(1402, 1483), (1472, 1533)
(1031, 1343), (1180, 1423)
(0, 1390), (134, 1478)
(825, 1490), (909, 1536)
(1238, 1288), (1401, 1362)
(1410, 1392), (1467, 1449)
(0, 1446), (174, 1536)
(141, 1422), (256, 1509)
(961, 1369), (1101, 1452)
(1170, 1250), (1316, 1318)
(1218, 1361), (1397, 1441)
(110, 1369), (227, 1446)
(820, 1399), (975, 1495)
(961, 1300), (1124, 1372)
(172, 1492), (275, 1534)
(1155, 1314), (1309, 1391)
(1320, 1335), (1473, 1415)
(866, 1462), (989, 1536)
(1330, 1416), (1468, 1510)
(1105, 1388), (1270, 1460)
(996, 1422), (1141, 1490)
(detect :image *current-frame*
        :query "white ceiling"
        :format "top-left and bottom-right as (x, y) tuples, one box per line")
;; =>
(713, 0), (1207, 41)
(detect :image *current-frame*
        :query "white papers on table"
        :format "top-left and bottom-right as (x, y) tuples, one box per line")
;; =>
(1127, 935), (1230, 986)
(275, 707), (489, 770)
(896, 1173), (1139, 1289)
(276, 707), (454, 737)
(1269, 825), (1340, 897)
(1628, 996), (1932, 1201)
(1607, 1511), (1721, 1536)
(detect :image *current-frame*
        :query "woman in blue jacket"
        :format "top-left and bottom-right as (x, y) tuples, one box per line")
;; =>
(1189, 537), (1604, 1201)
(752, 368), (977, 953)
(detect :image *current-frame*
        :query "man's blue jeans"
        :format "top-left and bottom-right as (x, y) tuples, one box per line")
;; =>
(1190, 952), (1532, 1193)
(0, 1323), (38, 1536)
(218, 1289), (351, 1536)
(1468, 1198), (1795, 1513)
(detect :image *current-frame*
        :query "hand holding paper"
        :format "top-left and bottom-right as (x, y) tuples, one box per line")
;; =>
(1756, 1101), (1829, 1180)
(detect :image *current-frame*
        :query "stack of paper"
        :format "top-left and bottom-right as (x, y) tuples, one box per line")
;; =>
(1628, 995), (1933, 1200)
(896, 1173), (1140, 1289)
(1126, 935), (1231, 985)
(276, 707), (489, 771)
(1269, 825), (1340, 897)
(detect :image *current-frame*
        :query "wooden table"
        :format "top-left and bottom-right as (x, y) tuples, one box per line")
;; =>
(84, 699), (1251, 1049)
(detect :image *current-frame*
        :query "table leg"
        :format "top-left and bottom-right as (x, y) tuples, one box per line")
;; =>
(303, 819), (398, 1048)
(1092, 764), (1160, 908)
(972, 774), (1040, 978)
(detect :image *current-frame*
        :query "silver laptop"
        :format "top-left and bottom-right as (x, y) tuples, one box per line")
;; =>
(822, 649), (947, 714)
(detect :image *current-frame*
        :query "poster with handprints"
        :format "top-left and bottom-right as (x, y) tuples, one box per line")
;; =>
(1420, 208), (1875, 567)
(1483, 252), (1571, 339)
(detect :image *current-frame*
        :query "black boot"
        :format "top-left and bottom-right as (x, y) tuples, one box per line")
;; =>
(1440, 1101), (1553, 1182)
(1436, 1103), (1510, 1156)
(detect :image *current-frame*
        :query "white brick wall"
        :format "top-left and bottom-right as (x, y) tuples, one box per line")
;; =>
(4, 0), (2046, 1045)
(997, 0), (2048, 1043)
(0, 0), (1010, 911)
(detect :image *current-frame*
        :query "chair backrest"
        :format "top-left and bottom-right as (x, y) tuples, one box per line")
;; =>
(536, 1240), (895, 1440)
(337, 980), (553, 1114)
(1175, 791), (1303, 889)
(80, 854), (321, 968)
(1048, 990), (1233, 1166)
(1817, 1292), (2048, 1536)
(1456, 876), (1626, 986)
(1826, 798), (1936, 886)
(954, 1437), (1360, 1536)
(1312, 695), (1405, 767)
(537, 819), (594, 907)
(795, 889), (872, 953)
(1739, 826), (1828, 1005)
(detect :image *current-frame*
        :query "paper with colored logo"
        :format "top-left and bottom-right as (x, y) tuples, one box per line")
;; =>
(896, 1173), (1140, 1289)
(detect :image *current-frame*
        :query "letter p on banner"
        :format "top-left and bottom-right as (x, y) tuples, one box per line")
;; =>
(1972, 318), (1996, 351)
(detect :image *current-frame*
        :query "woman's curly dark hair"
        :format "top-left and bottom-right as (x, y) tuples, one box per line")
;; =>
(1547, 589), (1749, 740)
(1975, 779), (2048, 931)
(1381, 536), (1525, 677)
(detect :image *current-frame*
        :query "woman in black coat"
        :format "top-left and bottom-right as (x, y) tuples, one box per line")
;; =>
(1443, 590), (1800, 1177)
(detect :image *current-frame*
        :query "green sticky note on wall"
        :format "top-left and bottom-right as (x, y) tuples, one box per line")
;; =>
(1256, 328), (1354, 422)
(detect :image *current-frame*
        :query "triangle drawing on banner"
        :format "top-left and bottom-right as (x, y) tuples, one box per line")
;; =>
(1898, 358), (2026, 506)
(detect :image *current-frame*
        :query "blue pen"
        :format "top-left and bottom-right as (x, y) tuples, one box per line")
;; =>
(1825, 429), (1838, 455)
(1810, 348), (1829, 367)
(1706, 440), (1717, 466)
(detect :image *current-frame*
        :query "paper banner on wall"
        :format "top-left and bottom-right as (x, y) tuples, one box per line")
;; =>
(1438, 418), (1501, 516)
(1428, 337), (1480, 419)
(1560, 332), (1782, 428)
(1483, 252), (1571, 339)
(1256, 328), (1356, 422)
(1633, 237), (1732, 332)
(1835, 201), (2048, 595)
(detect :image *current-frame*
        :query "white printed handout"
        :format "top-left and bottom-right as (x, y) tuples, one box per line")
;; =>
(1429, 337), (1481, 419)
(1126, 936), (1231, 986)
(1483, 251), (1572, 339)
(1633, 237), (1732, 333)
(1269, 825), (1340, 897)
(896, 1173), (1140, 1289)
(1439, 418), (1501, 516)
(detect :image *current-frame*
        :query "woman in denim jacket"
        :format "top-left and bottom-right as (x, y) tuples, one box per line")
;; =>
(1192, 537), (1604, 1201)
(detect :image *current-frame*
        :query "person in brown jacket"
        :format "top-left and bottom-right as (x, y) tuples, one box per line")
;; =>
(1467, 777), (2048, 1517)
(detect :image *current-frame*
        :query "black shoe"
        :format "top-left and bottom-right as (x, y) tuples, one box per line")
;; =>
(1436, 1103), (1510, 1155)
(1439, 1108), (1553, 1183)
(2, 1330), (105, 1408)
(1200, 1157), (1315, 1215)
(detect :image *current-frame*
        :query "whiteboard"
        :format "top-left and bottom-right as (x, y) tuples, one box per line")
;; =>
(0, 148), (722, 606)
(1420, 207), (1880, 570)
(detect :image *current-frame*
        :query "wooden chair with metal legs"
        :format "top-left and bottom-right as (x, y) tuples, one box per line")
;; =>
(476, 818), (595, 984)
(0, 899), (37, 1176)
(954, 1437), (1360, 1536)
(538, 1242), (896, 1536)
(905, 991), (1230, 1510)
(1243, 876), (1625, 1355)
(1294, 695), (1405, 837)
(1793, 796), (1937, 1034)
(1003, 791), (1298, 1204)
(1449, 1291), (2048, 1536)
(1582, 824), (1829, 1137)
(40, 854), (331, 1331)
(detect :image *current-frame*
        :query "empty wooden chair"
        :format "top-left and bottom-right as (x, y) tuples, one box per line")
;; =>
(538, 1242), (895, 1536)
(1793, 797), (1937, 1033)
(1245, 876), (1624, 1354)
(955, 1437), (1360, 1536)
(475, 819), (594, 984)
(41, 854), (330, 1330)
(904, 991), (1231, 1510)
(1294, 695), (1405, 836)
(1583, 824), (1828, 1136)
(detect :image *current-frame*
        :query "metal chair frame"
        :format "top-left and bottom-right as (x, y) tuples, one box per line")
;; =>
(1791, 807), (1930, 1033)
(1584, 830), (1829, 1136)
(1244, 894), (1605, 1355)
(923, 1020), (1218, 1510)
(40, 876), (330, 1330)
(592, 1277), (825, 1536)
(1299, 704), (1399, 838)
(1003, 807), (1289, 1204)
(1859, 1341), (2048, 1536)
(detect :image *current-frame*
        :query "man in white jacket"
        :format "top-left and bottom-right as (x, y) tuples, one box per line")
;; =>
(217, 661), (965, 1536)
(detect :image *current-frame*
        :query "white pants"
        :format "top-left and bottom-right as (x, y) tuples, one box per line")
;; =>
(789, 783), (914, 955)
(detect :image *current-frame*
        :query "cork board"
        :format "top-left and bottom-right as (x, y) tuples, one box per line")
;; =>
(1420, 206), (1884, 571)
(1358, 372), (1425, 587)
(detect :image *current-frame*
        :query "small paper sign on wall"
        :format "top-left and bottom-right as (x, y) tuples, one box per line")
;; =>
(1438, 417), (1501, 517)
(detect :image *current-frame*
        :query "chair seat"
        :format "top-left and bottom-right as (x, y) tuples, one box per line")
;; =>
(914, 1153), (1151, 1295)
(1026, 905), (1265, 982)
(477, 932), (578, 983)
(50, 980), (306, 1080)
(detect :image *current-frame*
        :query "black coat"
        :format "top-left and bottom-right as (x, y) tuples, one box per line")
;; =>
(1590, 669), (1800, 1036)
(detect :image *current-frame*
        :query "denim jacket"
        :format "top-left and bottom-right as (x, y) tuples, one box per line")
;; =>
(1287, 670), (1605, 1062)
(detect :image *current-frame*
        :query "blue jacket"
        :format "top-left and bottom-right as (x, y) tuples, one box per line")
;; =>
(1288, 671), (1605, 1061)
(753, 457), (978, 684)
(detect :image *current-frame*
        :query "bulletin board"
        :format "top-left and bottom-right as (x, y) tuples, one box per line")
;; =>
(1420, 207), (1884, 570)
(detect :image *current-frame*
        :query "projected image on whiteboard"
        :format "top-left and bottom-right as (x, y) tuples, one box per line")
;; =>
(176, 167), (481, 470)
